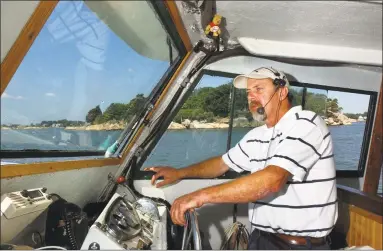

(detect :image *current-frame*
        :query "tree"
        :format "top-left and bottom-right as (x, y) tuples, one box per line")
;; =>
(101, 103), (127, 122)
(203, 84), (231, 117)
(86, 105), (102, 124)
(123, 94), (147, 121)
(326, 98), (343, 115)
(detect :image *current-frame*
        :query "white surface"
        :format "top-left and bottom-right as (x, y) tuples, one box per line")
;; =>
(205, 56), (382, 92)
(179, 1), (382, 53)
(1, 188), (52, 243)
(238, 38), (382, 66)
(1, 165), (119, 208)
(1, 1), (40, 63)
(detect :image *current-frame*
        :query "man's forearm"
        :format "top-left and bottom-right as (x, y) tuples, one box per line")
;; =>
(197, 165), (290, 204)
(179, 156), (229, 179)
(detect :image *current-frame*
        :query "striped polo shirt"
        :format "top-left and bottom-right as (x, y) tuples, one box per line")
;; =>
(222, 105), (338, 237)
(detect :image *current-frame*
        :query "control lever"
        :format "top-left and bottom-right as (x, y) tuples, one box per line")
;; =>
(181, 210), (202, 250)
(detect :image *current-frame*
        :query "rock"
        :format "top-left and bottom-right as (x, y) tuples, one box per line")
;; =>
(325, 112), (355, 126)
(233, 117), (251, 127)
(216, 117), (230, 123)
(181, 119), (191, 128)
(66, 121), (126, 131)
(189, 120), (228, 129)
(168, 122), (186, 130)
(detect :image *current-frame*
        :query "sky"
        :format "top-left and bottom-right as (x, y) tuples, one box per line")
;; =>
(0, 1), (370, 125)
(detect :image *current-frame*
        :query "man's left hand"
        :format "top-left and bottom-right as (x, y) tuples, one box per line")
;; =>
(170, 191), (205, 225)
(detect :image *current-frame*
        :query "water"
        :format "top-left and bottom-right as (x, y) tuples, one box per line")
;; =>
(1, 122), (382, 194)
(143, 123), (367, 169)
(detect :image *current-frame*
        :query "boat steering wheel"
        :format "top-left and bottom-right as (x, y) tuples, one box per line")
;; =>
(181, 210), (202, 250)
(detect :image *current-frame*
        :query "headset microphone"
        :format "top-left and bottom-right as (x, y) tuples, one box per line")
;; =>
(256, 89), (278, 115)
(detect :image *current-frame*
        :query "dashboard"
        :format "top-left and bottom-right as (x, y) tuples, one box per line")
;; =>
(81, 192), (168, 250)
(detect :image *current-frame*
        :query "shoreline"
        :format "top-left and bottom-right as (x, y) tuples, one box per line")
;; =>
(1, 120), (365, 131)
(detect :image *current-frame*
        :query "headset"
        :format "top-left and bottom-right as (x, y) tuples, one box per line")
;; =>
(265, 67), (287, 88)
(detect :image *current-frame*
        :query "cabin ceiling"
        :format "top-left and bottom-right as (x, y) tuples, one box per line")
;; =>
(177, 1), (383, 51)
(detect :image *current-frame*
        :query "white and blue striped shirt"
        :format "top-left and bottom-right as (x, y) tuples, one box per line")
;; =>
(222, 105), (338, 237)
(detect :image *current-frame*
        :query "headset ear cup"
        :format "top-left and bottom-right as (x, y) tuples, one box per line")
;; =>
(274, 79), (286, 87)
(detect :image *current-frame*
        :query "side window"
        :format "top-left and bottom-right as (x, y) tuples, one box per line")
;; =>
(289, 86), (304, 108)
(1, 1), (183, 157)
(142, 75), (234, 169)
(304, 87), (374, 173)
(326, 90), (372, 172)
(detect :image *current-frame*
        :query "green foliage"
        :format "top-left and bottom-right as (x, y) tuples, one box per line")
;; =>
(306, 93), (328, 116)
(203, 84), (232, 117)
(344, 112), (367, 119)
(326, 98), (343, 115)
(38, 120), (85, 127)
(89, 94), (148, 124)
(86, 105), (102, 124)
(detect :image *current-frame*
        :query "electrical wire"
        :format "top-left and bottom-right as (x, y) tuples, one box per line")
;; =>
(249, 88), (283, 234)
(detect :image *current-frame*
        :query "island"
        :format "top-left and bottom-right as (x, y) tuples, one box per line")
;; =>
(1, 84), (367, 131)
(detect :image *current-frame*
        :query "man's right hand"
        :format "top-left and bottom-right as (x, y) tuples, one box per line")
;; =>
(144, 166), (184, 188)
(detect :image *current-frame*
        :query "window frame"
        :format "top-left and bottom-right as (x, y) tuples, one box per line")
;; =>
(134, 68), (377, 180)
(0, 0), (188, 160)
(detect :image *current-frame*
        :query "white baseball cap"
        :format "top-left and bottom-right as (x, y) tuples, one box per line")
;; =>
(233, 67), (290, 89)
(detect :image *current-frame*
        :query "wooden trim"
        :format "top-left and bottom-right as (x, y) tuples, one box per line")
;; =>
(120, 51), (192, 160)
(164, 1), (192, 51)
(363, 78), (383, 194)
(1, 0), (59, 95)
(349, 205), (383, 224)
(1, 158), (121, 179)
(337, 184), (382, 216)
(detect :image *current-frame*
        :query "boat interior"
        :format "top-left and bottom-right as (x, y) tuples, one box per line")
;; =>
(1, 0), (382, 250)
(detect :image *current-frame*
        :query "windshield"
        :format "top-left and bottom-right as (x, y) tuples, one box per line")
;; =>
(1, 1), (181, 153)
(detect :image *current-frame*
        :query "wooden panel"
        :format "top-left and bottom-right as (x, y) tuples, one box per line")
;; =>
(1, 1), (58, 95)
(164, 1), (192, 51)
(346, 205), (383, 249)
(338, 184), (382, 216)
(1, 158), (121, 179)
(364, 78), (383, 194)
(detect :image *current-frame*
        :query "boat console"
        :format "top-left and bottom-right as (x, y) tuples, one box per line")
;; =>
(81, 192), (168, 250)
(1, 184), (202, 250)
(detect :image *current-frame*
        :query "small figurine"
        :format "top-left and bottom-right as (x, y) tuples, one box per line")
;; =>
(205, 14), (222, 38)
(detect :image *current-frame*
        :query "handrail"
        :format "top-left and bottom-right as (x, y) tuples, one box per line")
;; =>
(182, 210), (202, 250)
(189, 211), (202, 250)
(337, 184), (382, 216)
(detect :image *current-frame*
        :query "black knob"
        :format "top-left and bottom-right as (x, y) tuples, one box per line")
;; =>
(21, 190), (28, 197)
(41, 187), (47, 193)
(88, 242), (100, 250)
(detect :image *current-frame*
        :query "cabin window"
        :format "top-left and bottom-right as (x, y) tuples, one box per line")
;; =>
(142, 74), (233, 170)
(1, 1), (186, 160)
(141, 70), (377, 179)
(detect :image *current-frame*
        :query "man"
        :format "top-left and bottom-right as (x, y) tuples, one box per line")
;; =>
(145, 67), (337, 249)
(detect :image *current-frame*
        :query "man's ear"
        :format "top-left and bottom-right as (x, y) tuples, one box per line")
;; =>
(279, 86), (289, 101)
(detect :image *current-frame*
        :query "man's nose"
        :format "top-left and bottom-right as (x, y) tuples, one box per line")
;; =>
(247, 92), (258, 102)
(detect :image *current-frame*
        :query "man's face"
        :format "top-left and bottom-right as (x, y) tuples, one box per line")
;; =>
(246, 78), (278, 122)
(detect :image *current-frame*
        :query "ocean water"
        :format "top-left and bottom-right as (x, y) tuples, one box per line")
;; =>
(1, 122), (382, 194)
